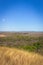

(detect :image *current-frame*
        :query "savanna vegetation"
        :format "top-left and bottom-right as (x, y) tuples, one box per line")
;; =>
(0, 46), (43, 65)
(0, 32), (43, 65)
(0, 32), (43, 53)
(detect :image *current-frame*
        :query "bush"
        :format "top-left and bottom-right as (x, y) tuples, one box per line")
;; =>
(33, 42), (41, 52)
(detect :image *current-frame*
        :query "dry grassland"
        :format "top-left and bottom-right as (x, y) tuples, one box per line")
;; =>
(0, 46), (43, 65)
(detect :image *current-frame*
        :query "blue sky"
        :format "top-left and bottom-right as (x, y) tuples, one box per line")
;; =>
(0, 0), (43, 31)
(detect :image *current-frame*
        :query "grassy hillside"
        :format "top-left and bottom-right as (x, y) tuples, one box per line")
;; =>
(0, 46), (43, 65)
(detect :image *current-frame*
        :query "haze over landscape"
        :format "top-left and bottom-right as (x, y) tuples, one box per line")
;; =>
(0, 0), (43, 31)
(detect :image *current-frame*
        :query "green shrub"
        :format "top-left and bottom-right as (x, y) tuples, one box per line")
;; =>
(33, 42), (41, 52)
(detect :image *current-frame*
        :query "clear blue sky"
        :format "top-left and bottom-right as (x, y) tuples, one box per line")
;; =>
(0, 0), (43, 31)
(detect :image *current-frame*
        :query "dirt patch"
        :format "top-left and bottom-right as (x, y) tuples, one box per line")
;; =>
(0, 34), (6, 37)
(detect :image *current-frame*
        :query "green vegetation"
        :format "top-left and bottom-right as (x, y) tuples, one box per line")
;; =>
(0, 32), (43, 54)
(33, 42), (42, 52)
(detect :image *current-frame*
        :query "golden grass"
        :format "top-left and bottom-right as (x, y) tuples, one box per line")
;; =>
(0, 46), (43, 65)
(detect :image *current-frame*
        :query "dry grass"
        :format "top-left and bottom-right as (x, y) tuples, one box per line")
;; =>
(0, 46), (43, 65)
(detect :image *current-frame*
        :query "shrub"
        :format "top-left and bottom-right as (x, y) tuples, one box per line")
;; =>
(33, 42), (41, 52)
